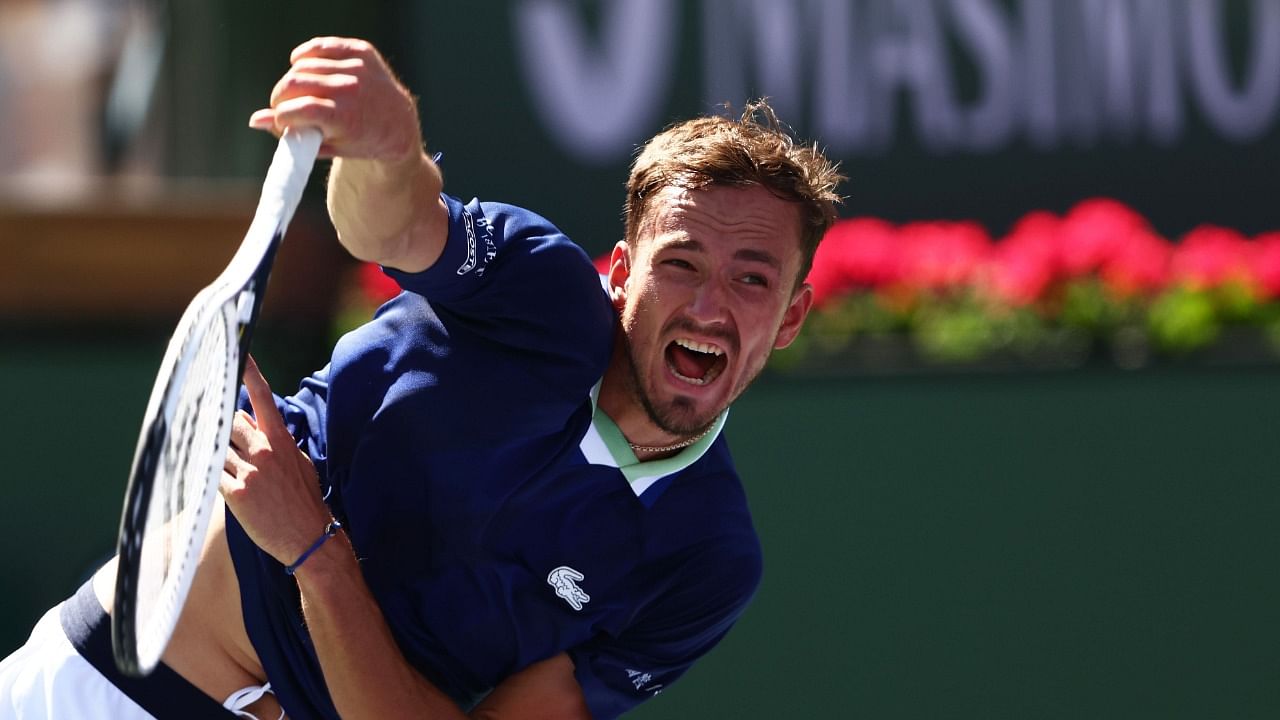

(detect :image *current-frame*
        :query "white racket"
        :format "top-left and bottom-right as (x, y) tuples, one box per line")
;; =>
(111, 127), (322, 676)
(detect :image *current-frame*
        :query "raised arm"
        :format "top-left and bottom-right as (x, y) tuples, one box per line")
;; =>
(248, 36), (448, 272)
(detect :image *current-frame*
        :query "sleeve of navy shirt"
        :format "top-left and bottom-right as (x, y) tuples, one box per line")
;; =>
(383, 193), (615, 372)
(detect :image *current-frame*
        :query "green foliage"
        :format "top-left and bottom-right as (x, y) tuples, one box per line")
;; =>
(1148, 287), (1219, 352)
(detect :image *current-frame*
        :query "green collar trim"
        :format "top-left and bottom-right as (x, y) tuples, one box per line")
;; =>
(582, 382), (728, 496)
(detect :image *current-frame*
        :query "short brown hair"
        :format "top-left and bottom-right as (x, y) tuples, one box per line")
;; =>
(624, 99), (844, 282)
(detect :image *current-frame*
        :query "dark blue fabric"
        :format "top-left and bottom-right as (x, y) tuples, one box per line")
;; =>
(61, 580), (237, 719)
(226, 194), (762, 719)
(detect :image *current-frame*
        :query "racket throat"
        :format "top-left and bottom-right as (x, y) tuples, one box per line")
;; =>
(236, 288), (258, 325)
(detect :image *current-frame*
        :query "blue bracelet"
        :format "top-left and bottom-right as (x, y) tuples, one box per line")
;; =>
(285, 520), (343, 576)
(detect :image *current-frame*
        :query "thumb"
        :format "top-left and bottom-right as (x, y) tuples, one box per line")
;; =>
(249, 108), (280, 134)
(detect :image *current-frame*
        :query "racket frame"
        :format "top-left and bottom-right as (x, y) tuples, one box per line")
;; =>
(111, 128), (321, 676)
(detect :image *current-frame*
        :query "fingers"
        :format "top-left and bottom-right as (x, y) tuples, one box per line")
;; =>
(248, 97), (341, 140)
(229, 409), (256, 452)
(249, 42), (368, 137)
(289, 56), (367, 74)
(248, 108), (278, 134)
(271, 95), (340, 134)
(242, 356), (292, 446)
(224, 411), (259, 484)
(270, 71), (358, 110)
(252, 36), (421, 161)
(290, 36), (379, 64)
(220, 428), (254, 499)
(223, 445), (253, 479)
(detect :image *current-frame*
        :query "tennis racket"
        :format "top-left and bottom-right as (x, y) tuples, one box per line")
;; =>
(111, 127), (322, 676)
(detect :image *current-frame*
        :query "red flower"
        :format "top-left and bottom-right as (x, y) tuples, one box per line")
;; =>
(985, 211), (1061, 306)
(807, 217), (899, 306)
(359, 262), (402, 304)
(897, 220), (992, 292)
(1254, 232), (1280, 299)
(1058, 198), (1148, 277)
(1171, 225), (1257, 291)
(1100, 227), (1172, 298)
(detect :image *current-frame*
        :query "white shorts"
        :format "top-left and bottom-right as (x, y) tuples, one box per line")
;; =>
(0, 601), (159, 719)
(0, 581), (274, 719)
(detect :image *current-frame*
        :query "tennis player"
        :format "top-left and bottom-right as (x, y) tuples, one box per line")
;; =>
(0, 36), (842, 719)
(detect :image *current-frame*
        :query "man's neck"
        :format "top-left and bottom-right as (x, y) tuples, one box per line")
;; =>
(598, 346), (723, 461)
(597, 339), (683, 455)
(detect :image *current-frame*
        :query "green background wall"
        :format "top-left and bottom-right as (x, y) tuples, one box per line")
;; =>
(159, 1), (1280, 250)
(3, 338), (1277, 718)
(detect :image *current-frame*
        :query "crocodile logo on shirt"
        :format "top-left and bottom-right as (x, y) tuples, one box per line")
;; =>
(547, 566), (590, 611)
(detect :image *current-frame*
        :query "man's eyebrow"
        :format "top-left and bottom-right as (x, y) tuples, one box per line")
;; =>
(654, 238), (703, 253)
(734, 248), (782, 269)
(654, 239), (782, 270)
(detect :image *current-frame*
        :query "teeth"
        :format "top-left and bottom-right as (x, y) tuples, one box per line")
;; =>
(671, 369), (711, 386)
(668, 337), (725, 386)
(675, 338), (724, 356)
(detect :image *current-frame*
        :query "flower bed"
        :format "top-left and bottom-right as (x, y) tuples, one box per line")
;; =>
(786, 198), (1280, 373)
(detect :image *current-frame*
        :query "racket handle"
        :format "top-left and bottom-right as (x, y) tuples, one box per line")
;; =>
(283, 126), (323, 159)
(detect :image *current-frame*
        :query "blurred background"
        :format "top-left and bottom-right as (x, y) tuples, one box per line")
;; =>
(2, 0), (1279, 717)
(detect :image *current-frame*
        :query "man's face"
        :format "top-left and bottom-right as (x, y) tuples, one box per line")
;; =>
(608, 184), (814, 435)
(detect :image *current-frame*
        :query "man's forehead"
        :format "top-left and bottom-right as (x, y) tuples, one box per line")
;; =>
(646, 184), (800, 230)
(647, 186), (698, 225)
(637, 190), (801, 279)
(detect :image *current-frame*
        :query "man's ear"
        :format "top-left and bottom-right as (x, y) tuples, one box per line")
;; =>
(774, 282), (814, 349)
(606, 241), (631, 309)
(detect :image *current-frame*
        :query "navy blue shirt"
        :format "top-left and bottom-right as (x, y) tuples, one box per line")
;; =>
(226, 195), (762, 719)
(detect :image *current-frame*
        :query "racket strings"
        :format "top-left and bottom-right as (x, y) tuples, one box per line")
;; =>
(135, 307), (235, 658)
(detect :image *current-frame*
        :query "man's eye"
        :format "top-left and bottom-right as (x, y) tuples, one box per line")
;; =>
(663, 258), (694, 270)
(740, 274), (768, 286)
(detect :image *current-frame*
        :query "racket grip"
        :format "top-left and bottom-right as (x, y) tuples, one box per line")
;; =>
(283, 126), (323, 158)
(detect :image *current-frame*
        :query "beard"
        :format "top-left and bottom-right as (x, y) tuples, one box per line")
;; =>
(618, 329), (766, 438)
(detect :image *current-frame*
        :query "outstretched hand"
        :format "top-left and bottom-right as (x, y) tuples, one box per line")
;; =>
(248, 36), (424, 162)
(220, 356), (332, 567)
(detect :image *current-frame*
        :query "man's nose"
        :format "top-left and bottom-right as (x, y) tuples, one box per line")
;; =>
(686, 279), (731, 324)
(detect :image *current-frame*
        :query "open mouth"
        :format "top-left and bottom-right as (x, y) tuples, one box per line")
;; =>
(665, 338), (727, 386)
